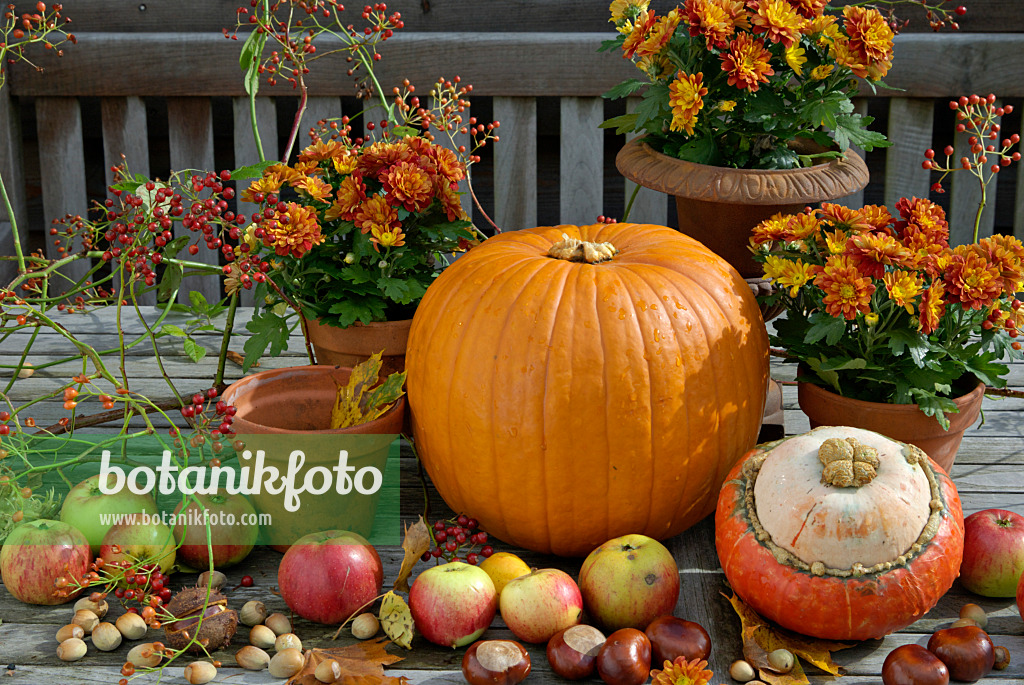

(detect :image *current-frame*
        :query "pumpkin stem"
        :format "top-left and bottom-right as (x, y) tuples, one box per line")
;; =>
(818, 437), (879, 487)
(547, 234), (618, 264)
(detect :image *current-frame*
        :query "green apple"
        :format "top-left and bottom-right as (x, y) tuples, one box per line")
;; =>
(99, 518), (177, 576)
(60, 474), (159, 554)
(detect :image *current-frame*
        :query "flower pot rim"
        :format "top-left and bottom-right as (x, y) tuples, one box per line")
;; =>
(796, 369), (985, 409)
(306, 317), (413, 332)
(222, 364), (405, 435)
(615, 136), (869, 205)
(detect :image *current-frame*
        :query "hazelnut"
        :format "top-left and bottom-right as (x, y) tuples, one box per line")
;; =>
(546, 624), (606, 680)
(115, 612), (148, 640)
(17, 362), (33, 378)
(56, 624), (85, 643)
(239, 600), (268, 626)
(265, 612), (292, 636)
(462, 640), (532, 685)
(269, 647), (305, 678)
(197, 570), (227, 591)
(315, 658), (343, 683)
(236, 645), (271, 670)
(767, 648), (795, 674)
(91, 622), (122, 651)
(994, 645), (1010, 671)
(729, 659), (757, 682)
(250, 624), (277, 650)
(351, 612), (380, 640)
(127, 642), (163, 669)
(950, 617), (980, 629)
(74, 596), (109, 619)
(959, 603), (987, 629)
(275, 633), (303, 652)
(72, 609), (100, 634)
(56, 637), (87, 662)
(184, 661), (218, 685)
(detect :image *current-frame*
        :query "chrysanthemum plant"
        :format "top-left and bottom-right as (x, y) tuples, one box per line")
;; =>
(751, 94), (1024, 428)
(600, 0), (963, 169)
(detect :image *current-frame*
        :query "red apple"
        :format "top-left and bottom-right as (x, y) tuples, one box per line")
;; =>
(99, 517), (177, 576)
(278, 530), (383, 624)
(172, 490), (259, 570)
(59, 473), (159, 554)
(499, 568), (583, 643)
(1017, 569), (1024, 623)
(0, 519), (91, 605)
(960, 509), (1024, 597)
(578, 534), (680, 631)
(409, 561), (497, 648)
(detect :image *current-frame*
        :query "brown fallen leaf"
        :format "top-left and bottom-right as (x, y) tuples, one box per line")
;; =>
(394, 516), (431, 593)
(723, 592), (853, 684)
(287, 638), (405, 685)
(379, 591), (415, 650)
(226, 350), (255, 367)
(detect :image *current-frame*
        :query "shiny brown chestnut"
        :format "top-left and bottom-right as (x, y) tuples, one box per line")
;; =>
(644, 616), (711, 666)
(927, 626), (995, 683)
(462, 640), (532, 685)
(882, 644), (949, 685)
(546, 625), (606, 680)
(596, 629), (651, 685)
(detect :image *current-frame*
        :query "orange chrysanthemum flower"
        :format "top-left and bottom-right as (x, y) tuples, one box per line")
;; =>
(975, 234), (1024, 294)
(293, 175), (333, 203)
(822, 228), (850, 254)
(846, 232), (912, 279)
(261, 202), (325, 258)
(814, 255), (876, 320)
(838, 5), (893, 79)
(639, 53), (677, 80)
(668, 71), (708, 135)
(650, 657), (714, 685)
(353, 194), (400, 236)
(622, 9), (657, 58)
(895, 197), (950, 245)
(382, 161), (435, 213)
(683, 0), (736, 50)
(784, 212), (822, 243)
(751, 212), (792, 245)
(298, 138), (344, 163)
(358, 141), (414, 178)
(438, 183), (467, 222)
(752, 0), (806, 48)
(788, 0), (826, 20)
(943, 248), (1004, 311)
(242, 173), (284, 203)
(720, 32), (775, 92)
(429, 145), (467, 186)
(883, 270), (922, 314)
(325, 174), (366, 222)
(918, 282), (946, 335)
(370, 226), (406, 251)
(860, 204), (894, 231)
(633, 9), (682, 58)
(819, 202), (873, 233)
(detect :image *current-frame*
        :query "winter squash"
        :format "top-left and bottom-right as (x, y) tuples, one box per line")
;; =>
(406, 223), (769, 556)
(715, 426), (964, 640)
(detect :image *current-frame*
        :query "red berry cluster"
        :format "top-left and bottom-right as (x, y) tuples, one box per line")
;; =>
(422, 514), (494, 565)
(981, 299), (1024, 350)
(178, 387), (239, 454)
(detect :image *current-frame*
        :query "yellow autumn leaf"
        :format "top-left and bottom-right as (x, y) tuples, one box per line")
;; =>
(379, 591), (414, 650)
(393, 517), (431, 593)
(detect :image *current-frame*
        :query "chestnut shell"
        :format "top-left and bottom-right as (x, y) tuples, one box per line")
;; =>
(644, 616), (711, 666)
(163, 586), (239, 654)
(927, 626), (995, 683)
(882, 644), (949, 685)
(596, 629), (651, 685)
(546, 625), (606, 680)
(462, 640), (531, 685)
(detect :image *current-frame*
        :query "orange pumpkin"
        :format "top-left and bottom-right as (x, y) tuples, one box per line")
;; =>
(715, 426), (965, 640)
(406, 223), (769, 556)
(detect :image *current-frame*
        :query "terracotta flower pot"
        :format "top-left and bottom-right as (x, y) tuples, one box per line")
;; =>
(797, 378), (985, 474)
(303, 317), (412, 377)
(222, 365), (404, 551)
(615, 137), (869, 279)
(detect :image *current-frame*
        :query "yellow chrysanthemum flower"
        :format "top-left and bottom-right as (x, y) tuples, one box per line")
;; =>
(668, 71), (708, 135)
(293, 176), (333, 203)
(883, 270), (923, 314)
(810, 63), (834, 80)
(785, 44), (807, 76)
(718, 100), (737, 112)
(650, 657), (714, 685)
(610, 0), (651, 32)
(370, 226), (406, 250)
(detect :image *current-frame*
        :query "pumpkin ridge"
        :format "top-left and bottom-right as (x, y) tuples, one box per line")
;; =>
(594, 266), (626, 545)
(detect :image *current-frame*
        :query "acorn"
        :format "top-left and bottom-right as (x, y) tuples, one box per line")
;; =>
(239, 600), (268, 627)
(163, 586), (238, 654)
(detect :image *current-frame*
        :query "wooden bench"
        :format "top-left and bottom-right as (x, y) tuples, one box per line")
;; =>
(1, 0), (1023, 302)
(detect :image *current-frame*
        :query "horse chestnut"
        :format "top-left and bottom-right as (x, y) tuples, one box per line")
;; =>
(644, 616), (710, 666)
(547, 625), (606, 680)
(462, 640), (531, 685)
(927, 626), (995, 682)
(882, 644), (949, 685)
(596, 629), (651, 685)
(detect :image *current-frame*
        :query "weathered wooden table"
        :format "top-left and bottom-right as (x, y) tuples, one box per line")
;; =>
(1, 307), (1021, 683)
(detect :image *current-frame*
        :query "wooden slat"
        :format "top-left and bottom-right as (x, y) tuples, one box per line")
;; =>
(12, 33), (1024, 99)
(35, 97), (91, 284)
(167, 97), (221, 304)
(623, 98), (669, 225)
(883, 98), (934, 209)
(493, 97), (537, 231)
(54, 1), (1024, 35)
(0, 89), (28, 285)
(101, 96), (154, 305)
(558, 97), (604, 225)
(950, 113), (999, 245)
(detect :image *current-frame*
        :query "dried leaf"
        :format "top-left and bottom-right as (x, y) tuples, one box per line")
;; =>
(329, 352), (406, 429)
(379, 591), (415, 649)
(394, 517), (431, 593)
(287, 638), (405, 685)
(226, 350), (255, 367)
(723, 592), (852, 682)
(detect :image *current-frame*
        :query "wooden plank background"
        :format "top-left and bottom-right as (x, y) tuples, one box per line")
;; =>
(1, 0), (1023, 301)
